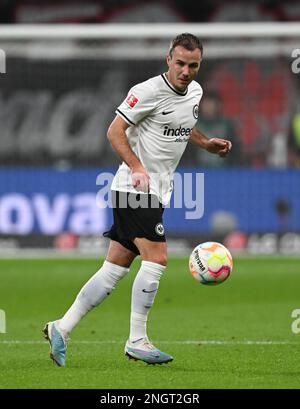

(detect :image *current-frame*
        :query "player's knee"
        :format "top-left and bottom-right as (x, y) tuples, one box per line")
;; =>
(158, 255), (168, 267)
(106, 241), (136, 268)
(136, 239), (168, 266)
(144, 254), (167, 267)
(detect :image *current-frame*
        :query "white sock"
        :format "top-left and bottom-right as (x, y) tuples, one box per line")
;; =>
(130, 260), (166, 342)
(59, 260), (129, 334)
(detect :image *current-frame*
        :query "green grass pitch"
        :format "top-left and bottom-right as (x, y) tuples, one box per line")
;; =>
(0, 256), (299, 389)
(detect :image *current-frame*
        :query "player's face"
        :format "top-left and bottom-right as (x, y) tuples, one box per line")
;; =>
(166, 46), (202, 92)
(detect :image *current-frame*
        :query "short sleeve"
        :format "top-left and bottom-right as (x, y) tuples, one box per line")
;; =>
(116, 82), (156, 126)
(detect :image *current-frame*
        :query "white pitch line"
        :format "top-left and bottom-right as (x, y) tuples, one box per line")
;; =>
(0, 340), (297, 345)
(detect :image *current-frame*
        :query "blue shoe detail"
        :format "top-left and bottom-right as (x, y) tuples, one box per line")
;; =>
(43, 322), (67, 367)
(125, 338), (173, 365)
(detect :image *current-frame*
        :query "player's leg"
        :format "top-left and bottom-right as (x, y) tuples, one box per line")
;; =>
(44, 240), (137, 366)
(106, 239), (137, 267)
(59, 240), (136, 333)
(130, 238), (167, 343)
(134, 237), (167, 265)
(125, 238), (173, 364)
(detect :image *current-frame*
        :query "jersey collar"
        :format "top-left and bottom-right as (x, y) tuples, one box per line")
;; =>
(161, 73), (188, 96)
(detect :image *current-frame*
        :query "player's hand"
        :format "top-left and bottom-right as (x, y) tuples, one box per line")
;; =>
(206, 138), (232, 157)
(131, 165), (150, 193)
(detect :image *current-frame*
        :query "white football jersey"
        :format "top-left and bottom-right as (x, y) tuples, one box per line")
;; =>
(111, 73), (203, 205)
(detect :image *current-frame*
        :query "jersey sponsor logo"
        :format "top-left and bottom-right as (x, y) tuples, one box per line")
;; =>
(162, 110), (174, 115)
(155, 223), (165, 236)
(174, 137), (189, 142)
(163, 125), (192, 137)
(193, 104), (199, 119)
(126, 93), (139, 108)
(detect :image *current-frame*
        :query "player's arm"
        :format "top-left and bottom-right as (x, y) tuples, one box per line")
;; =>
(107, 115), (150, 192)
(190, 127), (232, 157)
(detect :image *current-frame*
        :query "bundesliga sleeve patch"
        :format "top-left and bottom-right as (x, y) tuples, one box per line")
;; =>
(126, 93), (139, 108)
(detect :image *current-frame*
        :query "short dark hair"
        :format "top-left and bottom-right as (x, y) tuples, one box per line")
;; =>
(168, 33), (203, 58)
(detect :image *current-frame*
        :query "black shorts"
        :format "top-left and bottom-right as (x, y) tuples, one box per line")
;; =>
(103, 191), (166, 255)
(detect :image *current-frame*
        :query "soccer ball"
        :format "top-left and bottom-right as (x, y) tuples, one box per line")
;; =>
(189, 242), (233, 285)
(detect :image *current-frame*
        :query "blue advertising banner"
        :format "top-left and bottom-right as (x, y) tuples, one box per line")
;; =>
(0, 168), (108, 235)
(0, 168), (299, 235)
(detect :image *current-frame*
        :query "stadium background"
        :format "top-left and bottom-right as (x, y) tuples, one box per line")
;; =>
(1, 0), (300, 391)
(0, 0), (300, 256)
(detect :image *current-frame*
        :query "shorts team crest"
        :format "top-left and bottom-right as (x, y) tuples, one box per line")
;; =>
(155, 223), (165, 236)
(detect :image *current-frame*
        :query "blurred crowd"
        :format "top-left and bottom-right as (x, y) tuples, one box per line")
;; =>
(0, 0), (300, 168)
(1, 0), (300, 24)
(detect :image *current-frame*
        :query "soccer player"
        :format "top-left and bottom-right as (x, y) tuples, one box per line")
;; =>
(44, 33), (232, 366)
